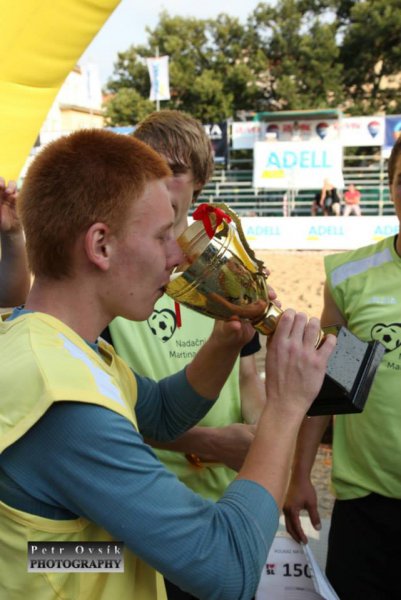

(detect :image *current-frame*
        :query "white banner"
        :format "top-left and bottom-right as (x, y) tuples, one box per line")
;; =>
(147, 56), (170, 101)
(253, 142), (344, 190)
(341, 116), (385, 147)
(232, 120), (340, 149)
(232, 117), (387, 149)
(264, 119), (340, 142)
(241, 216), (398, 251)
(232, 122), (266, 149)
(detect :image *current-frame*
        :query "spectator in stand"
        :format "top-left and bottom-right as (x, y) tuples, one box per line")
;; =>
(343, 182), (362, 216)
(0, 177), (30, 306)
(320, 179), (341, 216)
(311, 191), (323, 216)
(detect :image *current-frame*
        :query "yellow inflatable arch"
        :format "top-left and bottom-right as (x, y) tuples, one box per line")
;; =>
(0, 0), (120, 180)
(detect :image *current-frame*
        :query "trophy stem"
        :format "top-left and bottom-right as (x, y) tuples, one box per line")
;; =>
(253, 302), (325, 348)
(252, 302), (283, 336)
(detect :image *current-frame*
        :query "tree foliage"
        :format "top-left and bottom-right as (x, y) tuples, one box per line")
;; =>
(248, 0), (343, 111)
(339, 0), (401, 114)
(104, 1), (401, 125)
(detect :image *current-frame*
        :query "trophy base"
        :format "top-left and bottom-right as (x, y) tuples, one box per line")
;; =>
(307, 327), (385, 416)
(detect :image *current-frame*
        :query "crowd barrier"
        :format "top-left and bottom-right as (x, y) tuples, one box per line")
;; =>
(239, 216), (398, 251)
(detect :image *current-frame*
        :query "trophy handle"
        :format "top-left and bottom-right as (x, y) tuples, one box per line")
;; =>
(207, 202), (266, 275)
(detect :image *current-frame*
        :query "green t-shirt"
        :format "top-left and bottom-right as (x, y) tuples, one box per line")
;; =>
(109, 298), (242, 501)
(325, 235), (401, 500)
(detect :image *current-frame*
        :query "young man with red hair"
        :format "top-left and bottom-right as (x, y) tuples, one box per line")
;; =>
(0, 128), (334, 599)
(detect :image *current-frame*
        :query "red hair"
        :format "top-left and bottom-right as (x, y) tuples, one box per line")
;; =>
(19, 129), (170, 278)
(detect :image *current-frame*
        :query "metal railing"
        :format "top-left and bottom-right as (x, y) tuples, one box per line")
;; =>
(196, 155), (394, 217)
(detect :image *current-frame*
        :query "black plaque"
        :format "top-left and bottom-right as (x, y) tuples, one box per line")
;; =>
(307, 327), (385, 416)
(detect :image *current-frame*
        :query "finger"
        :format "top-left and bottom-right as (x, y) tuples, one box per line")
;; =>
(274, 308), (296, 340)
(225, 317), (243, 333)
(284, 517), (300, 543)
(308, 505), (322, 533)
(284, 511), (307, 544)
(293, 515), (308, 545)
(267, 284), (277, 300)
(303, 316), (321, 347)
(318, 333), (337, 361)
(6, 180), (17, 195)
(239, 299), (267, 320)
(289, 311), (308, 340)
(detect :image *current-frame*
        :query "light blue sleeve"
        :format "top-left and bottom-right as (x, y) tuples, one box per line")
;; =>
(1, 402), (279, 600)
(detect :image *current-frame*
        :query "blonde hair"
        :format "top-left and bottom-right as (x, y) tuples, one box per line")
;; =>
(134, 110), (214, 197)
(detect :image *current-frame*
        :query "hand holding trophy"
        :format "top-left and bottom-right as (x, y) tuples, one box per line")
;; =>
(166, 203), (385, 416)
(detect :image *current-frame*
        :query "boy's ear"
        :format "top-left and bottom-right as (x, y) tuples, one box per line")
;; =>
(84, 222), (113, 271)
(192, 181), (204, 202)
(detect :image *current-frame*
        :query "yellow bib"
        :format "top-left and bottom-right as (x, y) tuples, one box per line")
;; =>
(0, 313), (167, 600)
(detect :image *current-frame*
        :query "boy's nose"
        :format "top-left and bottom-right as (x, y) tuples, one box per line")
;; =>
(168, 238), (185, 270)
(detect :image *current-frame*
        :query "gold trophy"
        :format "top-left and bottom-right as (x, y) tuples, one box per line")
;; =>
(166, 203), (385, 416)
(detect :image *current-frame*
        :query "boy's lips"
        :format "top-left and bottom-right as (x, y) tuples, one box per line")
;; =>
(160, 279), (171, 292)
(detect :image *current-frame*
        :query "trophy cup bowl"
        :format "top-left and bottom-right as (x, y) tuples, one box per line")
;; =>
(166, 203), (385, 416)
(167, 210), (284, 337)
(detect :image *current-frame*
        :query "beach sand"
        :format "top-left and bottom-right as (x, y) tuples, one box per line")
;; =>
(257, 249), (333, 318)
(252, 249), (334, 375)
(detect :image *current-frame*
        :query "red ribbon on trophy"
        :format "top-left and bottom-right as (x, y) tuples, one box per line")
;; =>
(192, 203), (232, 239)
(174, 204), (231, 328)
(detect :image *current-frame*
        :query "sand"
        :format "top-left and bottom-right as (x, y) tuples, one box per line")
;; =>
(256, 249), (335, 319)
